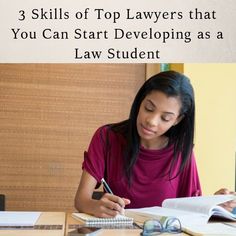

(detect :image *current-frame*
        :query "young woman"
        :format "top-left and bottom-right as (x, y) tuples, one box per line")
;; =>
(75, 71), (236, 218)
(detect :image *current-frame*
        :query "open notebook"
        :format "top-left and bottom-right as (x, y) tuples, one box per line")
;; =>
(72, 213), (133, 225)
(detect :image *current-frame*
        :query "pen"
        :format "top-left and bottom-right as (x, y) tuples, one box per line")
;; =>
(101, 178), (113, 194)
(101, 178), (127, 215)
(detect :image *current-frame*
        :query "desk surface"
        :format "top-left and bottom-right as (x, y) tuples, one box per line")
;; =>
(0, 212), (194, 236)
(1, 212), (236, 236)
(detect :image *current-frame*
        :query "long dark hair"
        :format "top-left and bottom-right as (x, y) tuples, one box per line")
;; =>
(108, 70), (195, 183)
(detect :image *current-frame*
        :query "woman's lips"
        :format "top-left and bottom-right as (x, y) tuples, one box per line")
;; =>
(140, 124), (156, 134)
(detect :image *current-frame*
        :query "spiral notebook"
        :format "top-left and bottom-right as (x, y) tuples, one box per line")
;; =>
(72, 213), (133, 225)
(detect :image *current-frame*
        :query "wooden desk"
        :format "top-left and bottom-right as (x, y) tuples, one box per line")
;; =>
(0, 212), (65, 236)
(65, 213), (188, 236)
(0, 212), (189, 236)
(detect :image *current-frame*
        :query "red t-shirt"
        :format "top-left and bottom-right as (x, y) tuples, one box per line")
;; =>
(82, 126), (202, 208)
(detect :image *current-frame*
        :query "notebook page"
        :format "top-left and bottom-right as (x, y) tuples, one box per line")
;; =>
(72, 213), (133, 224)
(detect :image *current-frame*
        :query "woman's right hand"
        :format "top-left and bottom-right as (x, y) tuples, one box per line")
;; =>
(93, 193), (130, 218)
(74, 171), (131, 218)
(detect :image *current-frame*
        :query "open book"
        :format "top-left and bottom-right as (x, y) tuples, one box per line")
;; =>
(126, 195), (236, 235)
(72, 212), (133, 225)
(162, 194), (236, 222)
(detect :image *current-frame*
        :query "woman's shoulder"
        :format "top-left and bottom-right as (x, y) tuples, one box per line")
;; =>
(93, 124), (113, 135)
(94, 120), (128, 136)
(91, 124), (109, 141)
(92, 124), (116, 140)
(95, 123), (127, 145)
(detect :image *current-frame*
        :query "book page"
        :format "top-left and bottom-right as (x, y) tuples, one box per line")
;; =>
(210, 206), (236, 221)
(183, 223), (236, 236)
(127, 195), (236, 228)
(126, 206), (209, 227)
(162, 195), (236, 216)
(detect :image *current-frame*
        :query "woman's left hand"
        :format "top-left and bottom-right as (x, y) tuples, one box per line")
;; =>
(215, 188), (236, 212)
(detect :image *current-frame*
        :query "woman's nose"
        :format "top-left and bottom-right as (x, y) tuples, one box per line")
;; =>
(146, 115), (159, 127)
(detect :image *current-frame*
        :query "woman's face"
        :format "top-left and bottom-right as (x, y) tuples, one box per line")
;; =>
(136, 90), (182, 149)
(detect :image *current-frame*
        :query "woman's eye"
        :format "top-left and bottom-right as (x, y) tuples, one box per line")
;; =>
(145, 106), (153, 112)
(162, 117), (170, 122)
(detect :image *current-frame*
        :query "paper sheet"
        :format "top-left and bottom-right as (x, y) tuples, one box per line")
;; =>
(0, 211), (41, 226)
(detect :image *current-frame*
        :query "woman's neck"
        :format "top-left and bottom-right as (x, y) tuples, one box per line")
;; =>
(141, 136), (169, 150)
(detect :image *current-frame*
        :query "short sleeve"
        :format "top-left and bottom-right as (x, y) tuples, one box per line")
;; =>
(82, 126), (108, 183)
(178, 152), (202, 197)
